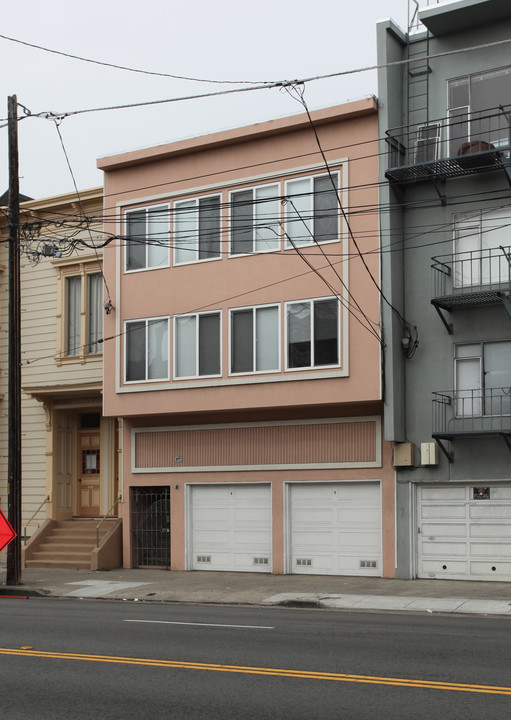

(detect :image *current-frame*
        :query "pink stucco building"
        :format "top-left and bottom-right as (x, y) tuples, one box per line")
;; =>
(98, 97), (396, 576)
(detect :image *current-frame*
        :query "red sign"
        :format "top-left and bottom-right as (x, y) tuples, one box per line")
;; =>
(0, 509), (16, 553)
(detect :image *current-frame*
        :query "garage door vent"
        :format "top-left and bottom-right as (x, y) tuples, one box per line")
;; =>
(196, 555), (211, 564)
(296, 558), (312, 567)
(360, 560), (377, 569)
(253, 557), (269, 565)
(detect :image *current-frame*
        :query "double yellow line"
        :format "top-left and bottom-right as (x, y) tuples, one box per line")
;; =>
(1, 647), (510, 696)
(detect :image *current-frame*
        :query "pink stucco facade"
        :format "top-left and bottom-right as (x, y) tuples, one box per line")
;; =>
(99, 98), (396, 577)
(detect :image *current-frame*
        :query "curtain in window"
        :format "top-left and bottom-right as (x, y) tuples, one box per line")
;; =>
(147, 319), (169, 380)
(66, 276), (81, 356)
(147, 207), (169, 268)
(176, 315), (196, 377)
(88, 274), (103, 354)
(255, 307), (278, 371)
(254, 186), (280, 252)
(175, 200), (198, 264)
(286, 178), (311, 247)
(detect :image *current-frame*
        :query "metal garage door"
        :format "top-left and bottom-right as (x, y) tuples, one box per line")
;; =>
(417, 485), (511, 581)
(288, 482), (381, 576)
(189, 484), (272, 572)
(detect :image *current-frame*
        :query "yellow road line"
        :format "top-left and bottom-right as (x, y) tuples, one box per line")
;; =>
(0, 648), (510, 696)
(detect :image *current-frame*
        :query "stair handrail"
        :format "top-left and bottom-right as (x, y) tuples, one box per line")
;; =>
(23, 495), (50, 545)
(96, 495), (122, 547)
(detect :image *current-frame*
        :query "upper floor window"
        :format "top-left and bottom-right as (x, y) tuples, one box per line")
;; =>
(285, 173), (339, 248)
(448, 67), (511, 154)
(60, 268), (103, 361)
(174, 311), (221, 379)
(125, 317), (169, 382)
(286, 298), (339, 369)
(453, 207), (511, 288)
(125, 205), (169, 272)
(230, 304), (279, 375)
(455, 341), (511, 417)
(230, 183), (280, 255)
(174, 195), (221, 265)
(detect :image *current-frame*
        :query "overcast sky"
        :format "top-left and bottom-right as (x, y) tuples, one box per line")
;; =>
(1, 0), (413, 200)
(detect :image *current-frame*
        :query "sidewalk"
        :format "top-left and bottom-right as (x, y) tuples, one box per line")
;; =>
(2, 564), (511, 615)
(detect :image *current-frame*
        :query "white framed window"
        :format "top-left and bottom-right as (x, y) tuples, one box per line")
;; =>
(174, 311), (221, 379)
(125, 317), (169, 382)
(453, 207), (511, 288)
(448, 67), (511, 155)
(285, 172), (339, 248)
(455, 341), (511, 417)
(230, 183), (280, 255)
(286, 298), (340, 370)
(124, 204), (170, 272)
(230, 304), (280, 375)
(174, 194), (221, 265)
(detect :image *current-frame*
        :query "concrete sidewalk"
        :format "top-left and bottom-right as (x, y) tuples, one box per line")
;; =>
(2, 564), (511, 616)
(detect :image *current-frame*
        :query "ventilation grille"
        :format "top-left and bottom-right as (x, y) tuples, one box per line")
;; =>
(296, 558), (312, 567)
(196, 555), (211, 564)
(253, 557), (269, 566)
(360, 560), (377, 569)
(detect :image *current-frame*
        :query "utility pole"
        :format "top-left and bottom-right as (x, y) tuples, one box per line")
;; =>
(6, 95), (22, 586)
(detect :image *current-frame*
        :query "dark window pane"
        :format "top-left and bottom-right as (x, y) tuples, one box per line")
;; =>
(126, 321), (146, 381)
(314, 299), (338, 366)
(231, 310), (254, 373)
(199, 197), (221, 259)
(126, 211), (147, 270)
(288, 302), (311, 368)
(314, 175), (338, 243)
(232, 190), (253, 255)
(199, 313), (220, 376)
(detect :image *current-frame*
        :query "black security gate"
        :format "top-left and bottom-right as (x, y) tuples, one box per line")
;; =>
(131, 486), (170, 568)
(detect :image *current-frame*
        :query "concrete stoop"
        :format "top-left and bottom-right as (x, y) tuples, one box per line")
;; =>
(23, 518), (122, 570)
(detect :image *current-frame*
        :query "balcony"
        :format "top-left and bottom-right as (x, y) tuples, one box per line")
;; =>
(431, 245), (511, 331)
(385, 105), (511, 190)
(432, 388), (511, 460)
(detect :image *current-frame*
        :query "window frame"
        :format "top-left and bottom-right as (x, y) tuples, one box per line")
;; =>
(229, 181), (281, 257)
(173, 192), (222, 266)
(285, 296), (341, 371)
(57, 262), (104, 365)
(454, 340), (511, 417)
(284, 171), (340, 249)
(173, 310), (222, 380)
(228, 303), (281, 376)
(124, 203), (170, 273)
(124, 315), (170, 384)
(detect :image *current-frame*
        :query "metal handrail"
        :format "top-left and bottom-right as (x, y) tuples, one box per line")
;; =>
(23, 495), (50, 545)
(96, 495), (122, 547)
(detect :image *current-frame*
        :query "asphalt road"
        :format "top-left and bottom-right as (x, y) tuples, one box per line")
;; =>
(0, 598), (510, 719)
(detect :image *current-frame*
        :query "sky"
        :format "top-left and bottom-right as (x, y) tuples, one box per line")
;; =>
(1, 0), (413, 200)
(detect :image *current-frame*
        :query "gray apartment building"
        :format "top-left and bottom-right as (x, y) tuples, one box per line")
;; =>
(378, 0), (511, 581)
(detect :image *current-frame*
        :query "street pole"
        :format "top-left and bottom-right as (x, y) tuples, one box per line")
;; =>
(6, 95), (22, 586)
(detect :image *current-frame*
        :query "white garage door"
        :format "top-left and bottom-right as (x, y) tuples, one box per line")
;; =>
(417, 485), (511, 581)
(189, 484), (272, 572)
(288, 482), (381, 576)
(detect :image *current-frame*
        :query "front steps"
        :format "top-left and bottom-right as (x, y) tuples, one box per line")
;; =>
(24, 518), (122, 570)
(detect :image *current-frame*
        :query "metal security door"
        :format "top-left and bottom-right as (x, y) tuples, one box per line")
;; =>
(131, 487), (170, 567)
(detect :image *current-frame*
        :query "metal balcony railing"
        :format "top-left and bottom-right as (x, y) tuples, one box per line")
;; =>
(432, 245), (511, 310)
(432, 388), (511, 438)
(385, 104), (511, 187)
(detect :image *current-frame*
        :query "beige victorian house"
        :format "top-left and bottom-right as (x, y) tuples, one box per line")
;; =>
(0, 188), (121, 569)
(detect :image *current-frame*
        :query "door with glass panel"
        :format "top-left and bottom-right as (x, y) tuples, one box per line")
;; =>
(78, 430), (101, 516)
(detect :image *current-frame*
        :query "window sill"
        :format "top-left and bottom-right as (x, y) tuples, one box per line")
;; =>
(55, 353), (102, 367)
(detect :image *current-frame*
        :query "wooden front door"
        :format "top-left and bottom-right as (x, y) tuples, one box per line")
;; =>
(78, 431), (101, 516)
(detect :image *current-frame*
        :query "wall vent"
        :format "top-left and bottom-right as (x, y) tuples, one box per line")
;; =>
(360, 560), (377, 569)
(296, 558), (312, 567)
(196, 555), (211, 564)
(253, 557), (269, 565)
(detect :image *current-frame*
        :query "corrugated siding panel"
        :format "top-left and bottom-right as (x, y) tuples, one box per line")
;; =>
(135, 421), (377, 468)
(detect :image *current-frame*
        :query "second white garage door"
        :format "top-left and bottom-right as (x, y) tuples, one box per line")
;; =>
(288, 482), (381, 576)
(189, 484), (272, 572)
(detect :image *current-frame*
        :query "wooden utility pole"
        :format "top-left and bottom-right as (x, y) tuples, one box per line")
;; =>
(6, 94), (22, 585)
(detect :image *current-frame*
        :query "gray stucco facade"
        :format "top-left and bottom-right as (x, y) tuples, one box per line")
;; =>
(377, 0), (511, 581)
